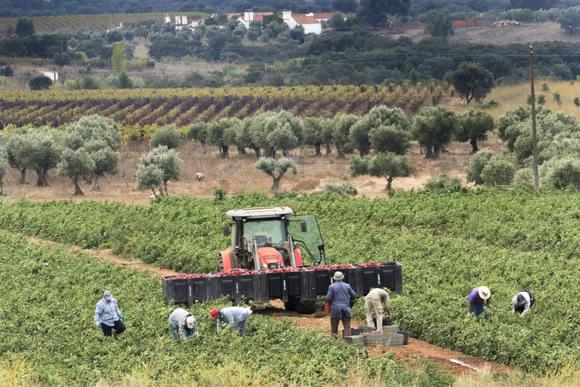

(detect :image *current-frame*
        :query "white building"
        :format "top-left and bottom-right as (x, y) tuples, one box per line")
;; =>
(237, 11), (336, 35)
(164, 14), (201, 30)
(40, 71), (58, 82)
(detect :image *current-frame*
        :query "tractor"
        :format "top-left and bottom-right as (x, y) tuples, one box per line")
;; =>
(219, 207), (325, 312)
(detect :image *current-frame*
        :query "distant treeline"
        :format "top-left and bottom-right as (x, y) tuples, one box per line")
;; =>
(2, 0), (577, 17)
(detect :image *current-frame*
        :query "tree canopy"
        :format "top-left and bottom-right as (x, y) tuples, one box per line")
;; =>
(450, 63), (494, 104)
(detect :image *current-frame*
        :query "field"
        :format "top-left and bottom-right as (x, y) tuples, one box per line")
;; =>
(0, 12), (205, 34)
(0, 191), (578, 376)
(0, 230), (458, 386)
(0, 85), (449, 129)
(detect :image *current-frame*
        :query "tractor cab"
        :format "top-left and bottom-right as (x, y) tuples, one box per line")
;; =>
(219, 207), (325, 273)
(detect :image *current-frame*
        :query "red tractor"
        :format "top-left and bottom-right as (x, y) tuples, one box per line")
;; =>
(219, 207), (325, 312)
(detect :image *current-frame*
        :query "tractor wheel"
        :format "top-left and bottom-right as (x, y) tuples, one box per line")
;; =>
(284, 297), (299, 312)
(296, 299), (316, 314)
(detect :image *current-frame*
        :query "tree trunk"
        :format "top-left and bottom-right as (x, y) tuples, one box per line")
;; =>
(237, 145), (246, 155)
(425, 146), (434, 159)
(150, 188), (157, 199)
(470, 138), (479, 153)
(253, 146), (261, 158)
(163, 181), (168, 196)
(385, 176), (394, 194)
(282, 149), (289, 157)
(0, 179), (4, 195)
(268, 148), (276, 159)
(325, 143), (332, 155)
(72, 176), (84, 195)
(92, 175), (102, 192)
(35, 169), (48, 187)
(434, 145), (441, 159)
(314, 143), (321, 156)
(220, 145), (229, 158)
(271, 177), (281, 191)
(19, 168), (27, 184)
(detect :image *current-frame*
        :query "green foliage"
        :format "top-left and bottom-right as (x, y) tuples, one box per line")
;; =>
(0, 231), (448, 386)
(0, 147), (7, 195)
(466, 150), (493, 185)
(481, 155), (516, 186)
(323, 183), (358, 196)
(357, 0), (411, 26)
(450, 63), (494, 104)
(369, 125), (410, 155)
(513, 167), (534, 188)
(457, 109), (494, 153)
(27, 129), (61, 186)
(15, 18), (34, 37)
(560, 8), (580, 34)
(542, 157), (580, 190)
(150, 125), (182, 149)
(255, 157), (297, 191)
(138, 146), (182, 196)
(28, 76), (52, 90)
(136, 163), (163, 196)
(351, 152), (414, 193)
(412, 106), (459, 159)
(56, 148), (95, 195)
(423, 10), (453, 37)
(332, 113), (358, 157)
(424, 174), (465, 193)
(0, 191), (578, 374)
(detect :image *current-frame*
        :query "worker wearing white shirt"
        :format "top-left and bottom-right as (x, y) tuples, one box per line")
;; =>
(511, 290), (535, 316)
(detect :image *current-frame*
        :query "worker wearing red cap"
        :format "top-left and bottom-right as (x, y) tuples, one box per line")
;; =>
(210, 306), (252, 335)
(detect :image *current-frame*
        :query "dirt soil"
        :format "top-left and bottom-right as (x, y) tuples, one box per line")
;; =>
(4, 136), (505, 204)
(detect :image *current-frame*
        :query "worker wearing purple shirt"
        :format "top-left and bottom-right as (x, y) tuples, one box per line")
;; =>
(466, 286), (491, 316)
(325, 271), (356, 336)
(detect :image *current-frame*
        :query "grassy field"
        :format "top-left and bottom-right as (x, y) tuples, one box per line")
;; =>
(0, 12), (206, 34)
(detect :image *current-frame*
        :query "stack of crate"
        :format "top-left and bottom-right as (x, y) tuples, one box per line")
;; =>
(345, 325), (408, 347)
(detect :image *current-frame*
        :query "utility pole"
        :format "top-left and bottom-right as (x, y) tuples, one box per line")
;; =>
(529, 44), (539, 191)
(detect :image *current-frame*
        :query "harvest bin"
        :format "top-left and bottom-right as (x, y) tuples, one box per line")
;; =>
(163, 262), (402, 305)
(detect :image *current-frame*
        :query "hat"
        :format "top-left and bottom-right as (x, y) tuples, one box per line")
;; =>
(478, 286), (491, 300)
(103, 290), (113, 301)
(210, 308), (220, 321)
(333, 271), (344, 281)
(186, 315), (195, 329)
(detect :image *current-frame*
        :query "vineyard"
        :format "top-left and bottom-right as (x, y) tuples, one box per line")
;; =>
(0, 190), (578, 375)
(0, 231), (455, 386)
(0, 85), (450, 128)
(0, 12), (205, 33)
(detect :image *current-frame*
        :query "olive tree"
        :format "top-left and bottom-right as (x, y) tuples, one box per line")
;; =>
(137, 146), (182, 196)
(5, 129), (33, 184)
(450, 63), (494, 104)
(481, 155), (515, 186)
(137, 163), (164, 198)
(412, 107), (459, 159)
(302, 117), (324, 156)
(27, 130), (61, 186)
(206, 119), (231, 158)
(150, 125), (182, 149)
(369, 125), (410, 155)
(542, 157), (580, 190)
(351, 152), (414, 194)
(457, 109), (494, 153)
(63, 115), (121, 192)
(466, 149), (493, 185)
(224, 118), (251, 155)
(256, 157), (297, 191)
(57, 148), (95, 195)
(333, 113), (358, 157)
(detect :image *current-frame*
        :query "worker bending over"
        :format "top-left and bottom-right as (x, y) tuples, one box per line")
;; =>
(168, 308), (199, 341)
(94, 290), (125, 337)
(325, 271), (356, 337)
(466, 286), (491, 317)
(365, 288), (391, 333)
(210, 306), (252, 335)
(511, 290), (535, 316)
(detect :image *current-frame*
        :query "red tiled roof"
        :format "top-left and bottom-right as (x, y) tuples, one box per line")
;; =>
(312, 12), (335, 20)
(292, 14), (318, 24)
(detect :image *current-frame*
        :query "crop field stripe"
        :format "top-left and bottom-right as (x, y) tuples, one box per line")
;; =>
(0, 192), (578, 373)
(0, 231), (446, 386)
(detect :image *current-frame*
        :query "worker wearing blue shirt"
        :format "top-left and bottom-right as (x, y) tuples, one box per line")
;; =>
(325, 271), (356, 337)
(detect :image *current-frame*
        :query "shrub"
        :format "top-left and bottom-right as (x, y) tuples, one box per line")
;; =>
(481, 155), (516, 186)
(424, 174), (465, 193)
(513, 168), (534, 188)
(323, 183), (358, 196)
(542, 157), (580, 190)
(150, 126), (182, 149)
(466, 150), (493, 185)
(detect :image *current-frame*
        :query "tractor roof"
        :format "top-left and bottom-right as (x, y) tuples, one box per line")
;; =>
(225, 207), (294, 220)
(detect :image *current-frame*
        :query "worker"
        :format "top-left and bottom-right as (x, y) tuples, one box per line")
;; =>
(94, 290), (125, 337)
(325, 271), (356, 337)
(365, 288), (391, 333)
(210, 306), (252, 335)
(168, 308), (199, 341)
(511, 290), (535, 316)
(466, 286), (491, 317)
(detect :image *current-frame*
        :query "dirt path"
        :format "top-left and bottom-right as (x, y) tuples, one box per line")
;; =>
(23, 234), (512, 377)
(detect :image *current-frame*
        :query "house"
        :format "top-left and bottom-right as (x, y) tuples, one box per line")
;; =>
(40, 71), (58, 82)
(237, 10), (338, 35)
(164, 14), (202, 30)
